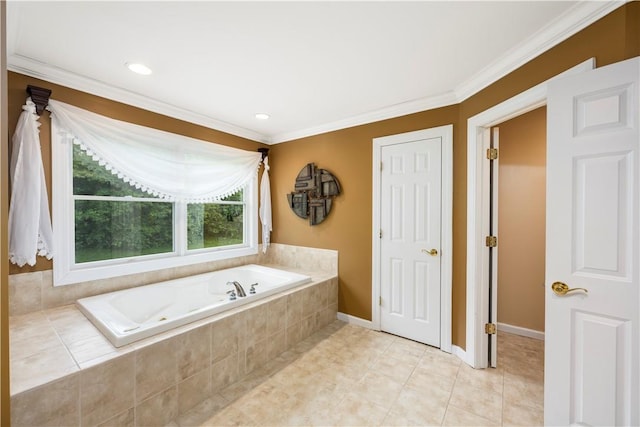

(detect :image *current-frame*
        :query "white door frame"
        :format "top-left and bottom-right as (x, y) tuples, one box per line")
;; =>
(465, 59), (595, 368)
(372, 125), (453, 353)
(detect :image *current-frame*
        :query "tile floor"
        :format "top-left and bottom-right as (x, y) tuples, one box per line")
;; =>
(176, 320), (544, 426)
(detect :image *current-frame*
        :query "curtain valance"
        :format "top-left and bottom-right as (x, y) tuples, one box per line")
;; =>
(48, 100), (262, 203)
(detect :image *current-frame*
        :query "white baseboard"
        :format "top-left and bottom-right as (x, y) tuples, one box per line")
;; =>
(337, 312), (375, 330)
(498, 322), (545, 341)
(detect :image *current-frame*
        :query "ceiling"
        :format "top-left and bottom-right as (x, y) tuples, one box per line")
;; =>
(6, 1), (622, 144)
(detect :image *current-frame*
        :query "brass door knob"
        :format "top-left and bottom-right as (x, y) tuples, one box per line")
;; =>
(551, 281), (588, 296)
(421, 249), (438, 256)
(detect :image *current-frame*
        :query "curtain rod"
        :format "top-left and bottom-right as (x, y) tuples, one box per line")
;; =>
(26, 85), (52, 116)
(258, 148), (269, 160)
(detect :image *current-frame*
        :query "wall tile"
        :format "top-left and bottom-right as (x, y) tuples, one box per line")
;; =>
(267, 296), (287, 336)
(286, 291), (303, 328)
(97, 408), (135, 427)
(244, 303), (268, 348)
(9, 271), (42, 316)
(178, 367), (212, 415)
(11, 374), (79, 427)
(328, 278), (339, 306)
(211, 313), (244, 363)
(42, 278), (80, 310)
(267, 331), (287, 360)
(135, 386), (178, 427)
(135, 337), (178, 402)
(211, 352), (239, 393)
(80, 353), (135, 426)
(243, 338), (269, 375)
(176, 325), (210, 380)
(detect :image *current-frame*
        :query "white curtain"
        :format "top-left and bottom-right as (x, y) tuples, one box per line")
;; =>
(47, 100), (262, 203)
(259, 156), (272, 253)
(9, 99), (54, 266)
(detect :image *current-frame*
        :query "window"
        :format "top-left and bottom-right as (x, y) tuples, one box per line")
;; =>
(53, 136), (258, 287)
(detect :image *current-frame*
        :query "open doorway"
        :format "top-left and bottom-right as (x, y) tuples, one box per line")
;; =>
(494, 107), (546, 343)
(490, 108), (547, 413)
(464, 58), (595, 370)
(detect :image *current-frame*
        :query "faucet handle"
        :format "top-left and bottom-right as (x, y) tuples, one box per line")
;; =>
(226, 289), (237, 300)
(249, 283), (258, 294)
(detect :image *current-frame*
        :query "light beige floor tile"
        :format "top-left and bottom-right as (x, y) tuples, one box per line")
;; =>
(389, 381), (450, 426)
(443, 405), (499, 426)
(370, 353), (416, 383)
(449, 381), (503, 424)
(350, 371), (404, 410)
(201, 405), (258, 427)
(503, 401), (545, 426)
(405, 366), (456, 392)
(332, 392), (390, 426)
(456, 362), (504, 393)
(175, 322), (545, 427)
(382, 410), (436, 427)
(417, 350), (462, 378)
(504, 372), (544, 411)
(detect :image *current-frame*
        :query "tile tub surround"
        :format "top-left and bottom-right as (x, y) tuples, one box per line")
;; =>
(10, 271), (338, 427)
(8, 243), (338, 316)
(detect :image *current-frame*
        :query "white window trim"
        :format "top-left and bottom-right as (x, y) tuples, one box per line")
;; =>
(52, 120), (258, 287)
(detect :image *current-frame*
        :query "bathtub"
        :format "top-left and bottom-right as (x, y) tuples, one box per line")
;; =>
(76, 264), (312, 347)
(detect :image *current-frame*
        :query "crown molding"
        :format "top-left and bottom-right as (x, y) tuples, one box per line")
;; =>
(270, 1), (625, 144)
(7, 1), (626, 146)
(269, 91), (458, 144)
(454, 0), (625, 102)
(7, 54), (270, 144)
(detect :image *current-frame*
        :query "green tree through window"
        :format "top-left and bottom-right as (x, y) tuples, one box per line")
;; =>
(72, 145), (244, 263)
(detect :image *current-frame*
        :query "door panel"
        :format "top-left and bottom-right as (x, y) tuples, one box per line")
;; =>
(545, 57), (639, 426)
(380, 137), (441, 346)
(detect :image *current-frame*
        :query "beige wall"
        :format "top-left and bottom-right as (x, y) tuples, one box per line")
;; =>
(5, 2), (640, 353)
(496, 107), (546, 332)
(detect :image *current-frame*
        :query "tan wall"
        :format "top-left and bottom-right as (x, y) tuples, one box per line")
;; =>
(271, 2), (640, 348)
(496, 107), (546, 332)
(5, 2), (640, 352)
(7, 72), (268, 276)
(270, 106), (459, 319)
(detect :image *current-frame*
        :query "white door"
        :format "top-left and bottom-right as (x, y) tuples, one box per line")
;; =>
(545, 57), (639, 426)
(380, 136), (441, 346)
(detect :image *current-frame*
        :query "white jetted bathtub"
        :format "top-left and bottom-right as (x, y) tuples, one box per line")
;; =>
(76, 264), (312, 347)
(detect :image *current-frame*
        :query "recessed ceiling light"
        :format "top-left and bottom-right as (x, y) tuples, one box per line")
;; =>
(255, 113), (270, 120)
(126, 62), (152, 75)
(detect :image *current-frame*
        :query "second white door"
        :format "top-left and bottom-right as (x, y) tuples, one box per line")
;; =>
(380, 136), (442, 347)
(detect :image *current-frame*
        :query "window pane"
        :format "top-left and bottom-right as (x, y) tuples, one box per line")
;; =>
(73, 144), (156, 197)
(75, 200), (173, 263)
(187, 203), (244, 250)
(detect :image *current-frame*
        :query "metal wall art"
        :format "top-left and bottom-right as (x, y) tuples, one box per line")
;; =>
(287, 163), (341, 225)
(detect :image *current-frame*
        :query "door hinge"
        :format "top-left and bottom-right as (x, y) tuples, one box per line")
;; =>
(485, 323), (497, 334)
(486, 148), (498, 160)
(379, 230), (382, 239)
(380, 161), (383, 171)
(379, 296), (382, 306)
(485, 236), (497, 247)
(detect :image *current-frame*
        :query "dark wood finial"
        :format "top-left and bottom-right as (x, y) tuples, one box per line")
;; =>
(26, 85), (52, 115)
(258, 148), (269, 161)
